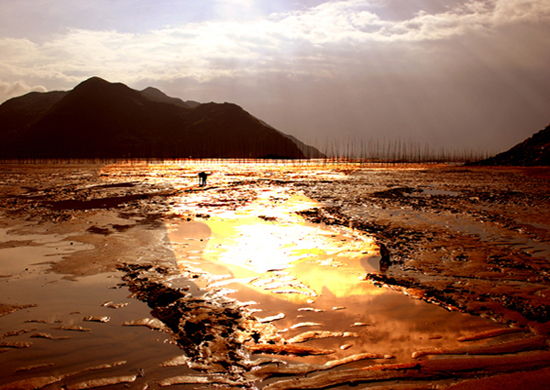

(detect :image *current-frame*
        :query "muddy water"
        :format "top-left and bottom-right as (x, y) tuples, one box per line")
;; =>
(0, 226), (195, 389)
(1, 162), (548, 389)
(165, 187), (502, 366)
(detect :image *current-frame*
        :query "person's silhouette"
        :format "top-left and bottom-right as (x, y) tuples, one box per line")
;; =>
(379, 243), (390, 272)
(198, 172), (208, 187)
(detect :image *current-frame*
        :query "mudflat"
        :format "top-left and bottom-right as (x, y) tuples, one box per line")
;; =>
(1, 161), (549, 389)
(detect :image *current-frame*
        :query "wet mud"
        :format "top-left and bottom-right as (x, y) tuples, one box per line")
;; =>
(296, 167), (550, 327)
(0, 162), (549, 389)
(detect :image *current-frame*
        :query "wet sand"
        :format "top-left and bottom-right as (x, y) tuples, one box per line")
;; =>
(0, 161), (549, 389)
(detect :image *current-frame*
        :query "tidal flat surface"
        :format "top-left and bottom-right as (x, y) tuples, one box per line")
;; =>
(0, 161), (550, 389)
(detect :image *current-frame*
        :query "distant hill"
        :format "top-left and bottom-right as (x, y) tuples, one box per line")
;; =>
(140, 87), (191, 108)
(0, 90), (68, 140)
(473, 124), (550, 166)
(0, 77), (324, 160)
(256, 118), (321, 160)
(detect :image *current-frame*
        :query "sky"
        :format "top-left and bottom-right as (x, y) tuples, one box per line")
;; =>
(1, 0), (549, 155)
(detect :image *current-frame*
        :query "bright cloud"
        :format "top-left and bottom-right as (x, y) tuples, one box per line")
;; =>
(0, 80), (47, 103)
(1, 0), (548, 87)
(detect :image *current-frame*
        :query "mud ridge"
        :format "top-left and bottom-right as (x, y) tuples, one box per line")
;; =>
(295, 178), (550, 328)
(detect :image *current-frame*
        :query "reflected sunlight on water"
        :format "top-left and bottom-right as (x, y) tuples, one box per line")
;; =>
(96, 161), (507, 367)
(1, 161), (531, 387)
(164, 180), (500, 365)
(167, 188), (380, 304)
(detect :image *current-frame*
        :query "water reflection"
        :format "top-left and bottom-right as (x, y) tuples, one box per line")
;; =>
(168, 189), (381, 303)
(166, 185), (500, 365)
(0, 233), (186, 385)
(0, 161), (512, 388)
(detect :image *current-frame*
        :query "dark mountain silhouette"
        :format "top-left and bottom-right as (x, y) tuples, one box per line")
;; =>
(256, 118), (320, 159)
(183, 100), (201, 109)
(0, 77), (324, 160)
(140, 87), (191, 108)
(473, 124), (550, 166)
(0, 90), (68, 140)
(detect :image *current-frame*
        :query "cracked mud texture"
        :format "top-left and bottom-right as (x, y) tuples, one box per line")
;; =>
(1, 162), (550, 389)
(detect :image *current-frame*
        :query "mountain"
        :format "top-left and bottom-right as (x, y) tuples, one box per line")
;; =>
(140, 87), (191, 108)
(0, 77), (324, 160)
(256, 118), (321, 158)
(473, 124), (550, 166)
(0, 90), (68, 140)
